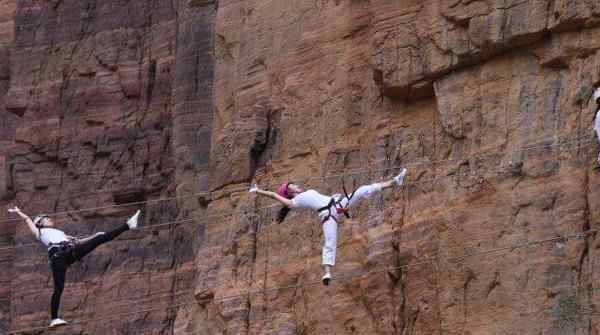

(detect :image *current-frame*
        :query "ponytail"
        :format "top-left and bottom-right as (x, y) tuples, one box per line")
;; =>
(277, 206), (291, 224)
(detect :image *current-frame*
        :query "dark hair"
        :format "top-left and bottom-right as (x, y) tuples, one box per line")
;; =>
(283, 182), (292, 198)
(33, 214), (49, 228)
(277, 206), (291, 224)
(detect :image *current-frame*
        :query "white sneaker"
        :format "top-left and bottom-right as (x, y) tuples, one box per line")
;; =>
(249, 184), (258, 193)
(127, 210), (141, 229)
(49, 318), (68, 327)
(393, 168), (408, 186)
(322, 272), (332, 286)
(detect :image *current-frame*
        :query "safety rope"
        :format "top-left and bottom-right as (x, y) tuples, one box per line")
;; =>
(2, 129), (597, 332)
(10, 115), (580, 186)
(3, 132), (593, 225)
(7, 227), (598, 334)
(1, 135), (593, 253)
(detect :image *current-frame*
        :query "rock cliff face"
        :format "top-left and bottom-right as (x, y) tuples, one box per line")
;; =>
(199, 1), (600, 335)
(2, 0), (600, 334)
(0, 2), (17, 333)
(2, 0), (214, 334)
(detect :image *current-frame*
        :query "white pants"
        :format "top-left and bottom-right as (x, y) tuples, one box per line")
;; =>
(320, 183), (383, 266)
(595, 110), (600, 163)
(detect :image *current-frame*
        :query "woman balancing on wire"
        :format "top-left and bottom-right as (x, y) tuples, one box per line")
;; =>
(592, 87), (600, 165)
(7, 206), (141, 327)
(249, 168), (408, 285)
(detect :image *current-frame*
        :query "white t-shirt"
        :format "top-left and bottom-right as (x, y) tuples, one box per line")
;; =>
(39, 228), (69, 248)
(291, 190), (333, 211)
(594, 109), (600, 141)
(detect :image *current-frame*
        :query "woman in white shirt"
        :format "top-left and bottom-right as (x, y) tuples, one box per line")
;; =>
(593, 87), (600, 164)
(8, 206), (141, 328)
(250, 168), (408, 285)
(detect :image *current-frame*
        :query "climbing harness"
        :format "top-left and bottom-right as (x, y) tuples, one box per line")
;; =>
(48, 240), (76, 263)
(317, 178), (357, 223)
(34, 213), (77, 262)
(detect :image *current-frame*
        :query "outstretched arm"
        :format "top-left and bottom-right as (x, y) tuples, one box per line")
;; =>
(250, 185), (294, 208)
(8, 206), (40, 240)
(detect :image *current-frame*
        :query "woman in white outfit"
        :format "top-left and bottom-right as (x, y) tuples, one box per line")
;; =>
(249, 168), (408, 285)
(593, 87), (600, 164)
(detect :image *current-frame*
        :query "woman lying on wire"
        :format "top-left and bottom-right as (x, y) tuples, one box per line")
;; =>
(8, 206), (142, 327)
(249, 168), (408, 285)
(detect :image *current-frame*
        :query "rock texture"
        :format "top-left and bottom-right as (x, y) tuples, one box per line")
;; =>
(2, 0), (214, 334)
(198, 1), (600, 335)
(0, 1), (17, 333)
(2, 0), (600, 335)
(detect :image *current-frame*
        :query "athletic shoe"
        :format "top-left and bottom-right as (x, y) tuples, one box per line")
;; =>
(393, 168), (408, 186)
(322, 272), (332, 286)
(249, 184), (258, 193)
(49, 318), (68, 327)
(127, 210), (141, 229)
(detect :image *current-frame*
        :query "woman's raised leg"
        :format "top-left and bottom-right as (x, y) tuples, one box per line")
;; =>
(72, 210), (140, 261)
(341, 168), (408, 209)
(72, 224), (129, 261)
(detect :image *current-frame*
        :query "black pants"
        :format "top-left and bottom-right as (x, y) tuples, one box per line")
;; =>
(49, 224), (129, 319)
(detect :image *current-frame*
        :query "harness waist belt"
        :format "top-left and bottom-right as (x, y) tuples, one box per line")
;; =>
(317, 198), (337, 214)
(48, 241), (76, 251)
(316, 181), (358, 223)
(317, 198), (351, 223)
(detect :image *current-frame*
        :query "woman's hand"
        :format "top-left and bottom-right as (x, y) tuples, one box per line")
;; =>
(10, 207), (39, 239)
(8, 206), (29, 220)
(7, 206), (20, 213)
(249, 184), (294, 207)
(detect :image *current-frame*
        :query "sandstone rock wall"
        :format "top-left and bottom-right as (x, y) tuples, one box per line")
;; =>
(0, 1), (17, 333)
(2, 0), (214, 334)
(2, 0), (600, 335)
(194, 1), (600, 335)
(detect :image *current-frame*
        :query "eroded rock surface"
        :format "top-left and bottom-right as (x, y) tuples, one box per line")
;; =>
(2, 0), (600, 335)
(197, 1), (600, 335)
(2, 0), (214, 334)
(0, 1), (17, 333)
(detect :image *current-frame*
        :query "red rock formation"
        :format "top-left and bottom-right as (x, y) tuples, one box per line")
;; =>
(197, 1), (600, 335)
(2, 0), (214, 334)
(0, 1), (17, 333)
(2, 0), (600, 335)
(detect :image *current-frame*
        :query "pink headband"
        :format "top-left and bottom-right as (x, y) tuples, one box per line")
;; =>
(277, 182), (292, 199)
